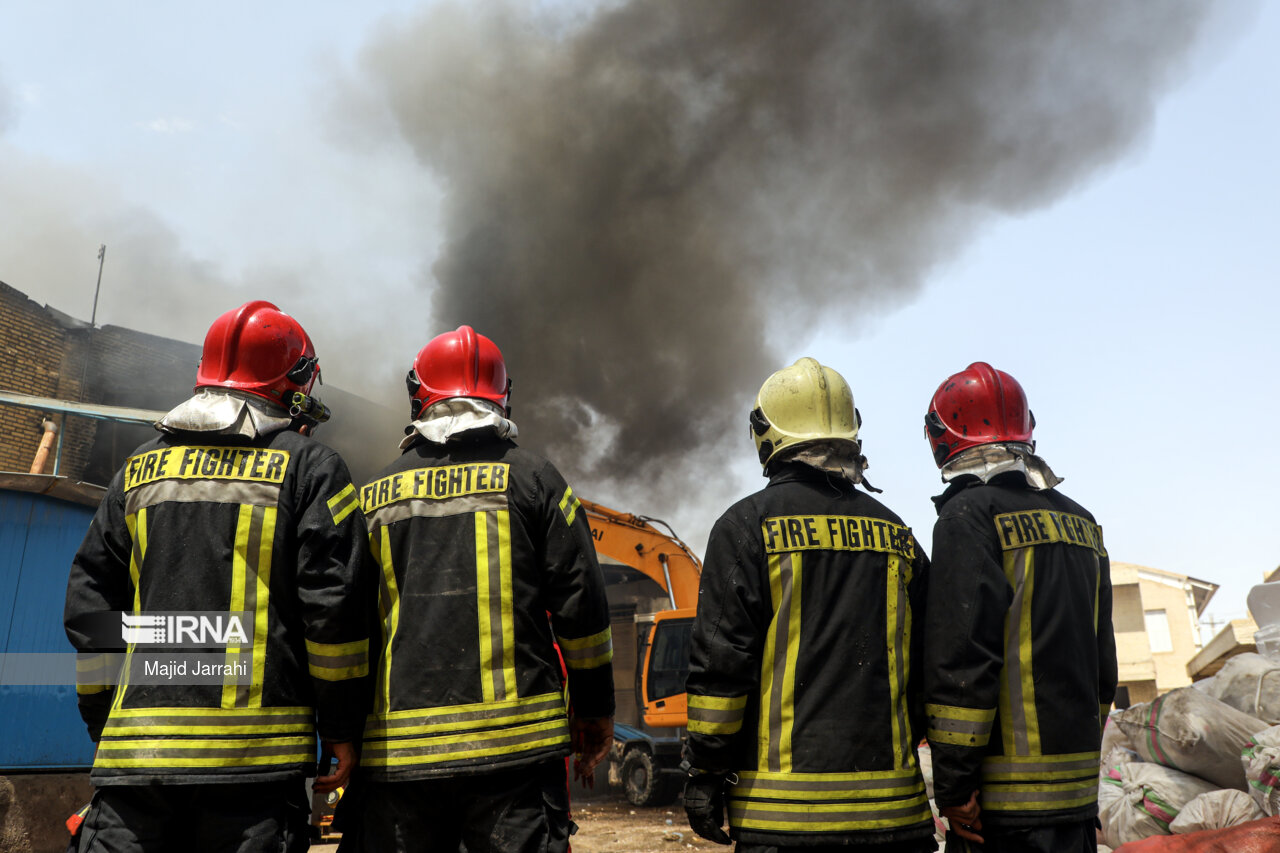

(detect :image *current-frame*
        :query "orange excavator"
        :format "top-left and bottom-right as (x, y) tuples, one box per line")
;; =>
(580, 499), (700, 806)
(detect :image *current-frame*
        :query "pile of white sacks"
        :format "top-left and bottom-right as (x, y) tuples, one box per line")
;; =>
(1097, 653), (1280, 847)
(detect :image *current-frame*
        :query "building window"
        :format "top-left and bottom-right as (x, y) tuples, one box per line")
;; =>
(1145, 609), (1173, 653)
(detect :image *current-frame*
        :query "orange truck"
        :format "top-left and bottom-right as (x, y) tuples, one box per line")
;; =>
(581, 499), (699, 806)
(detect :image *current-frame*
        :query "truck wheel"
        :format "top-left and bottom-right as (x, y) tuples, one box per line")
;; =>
(622, 748), (677, 807)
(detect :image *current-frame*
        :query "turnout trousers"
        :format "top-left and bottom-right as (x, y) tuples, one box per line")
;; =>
(943, 820), (1095, 853)
(73, 780), (309, 853)
(338, 760), (572, 853)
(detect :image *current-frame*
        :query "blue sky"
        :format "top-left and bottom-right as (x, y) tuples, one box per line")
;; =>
(1, 2), (1276, 634)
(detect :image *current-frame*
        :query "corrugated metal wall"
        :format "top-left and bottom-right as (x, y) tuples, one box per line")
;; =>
(0, 489), (97, 769)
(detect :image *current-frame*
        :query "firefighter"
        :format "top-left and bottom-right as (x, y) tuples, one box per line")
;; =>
(340, 325), (614, 853)
(921, 362), (1117, 853)
(64, 301), (376, 852)
(682, 358), (936, 853)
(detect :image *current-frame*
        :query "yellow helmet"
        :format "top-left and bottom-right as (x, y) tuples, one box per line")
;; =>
(750, 357), (861, 471)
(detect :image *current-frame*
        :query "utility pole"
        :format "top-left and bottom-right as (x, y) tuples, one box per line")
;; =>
(90, 244), (106, 326)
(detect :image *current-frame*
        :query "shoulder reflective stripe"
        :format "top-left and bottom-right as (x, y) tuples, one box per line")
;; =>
(94, 735), (314, 769)
(306, 637), (370, 682)
(374, 526), (402, 714)
(727, 796), (932, 833)
(361, 717), (570, 768)
(758, 551), (801, 773)
(761, 515), (915, 559)
(926, 703), (997, 748)
(556, 627), (613, 670)
(125, 480), (283, 515)
(476, 510), (517, 702)
(366, 493), (510, 530)
(688, 693), (748, 735)
(991, 510), (1106, 557)
(327, 484), (359, 526)
(558, 486), (581, 527)
(733, 769), (923, 801)
(999, 547), (1040, 756)
(124, 447), (291, 491)
(886, 553), (914, 769)
(361, 464), (511, 513)
(364, 693), (567, 738)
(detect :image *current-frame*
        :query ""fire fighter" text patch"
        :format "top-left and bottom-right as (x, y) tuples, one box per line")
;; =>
(124, 446), (290, 491)
(361, 463), (510, 512)
(761, 515), (915, 559)
(993, 509), (1106, 556)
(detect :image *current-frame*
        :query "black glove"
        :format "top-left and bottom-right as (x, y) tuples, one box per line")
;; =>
(683, 772), (731, 845)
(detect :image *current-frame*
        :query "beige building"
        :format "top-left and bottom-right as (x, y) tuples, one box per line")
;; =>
(1111, 562), (1216, 704)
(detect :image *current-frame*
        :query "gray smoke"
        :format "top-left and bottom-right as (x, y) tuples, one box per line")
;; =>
(348, 0), (1208, 507)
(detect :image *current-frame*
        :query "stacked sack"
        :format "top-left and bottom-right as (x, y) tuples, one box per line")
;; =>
(1098, 678), (1269, 847)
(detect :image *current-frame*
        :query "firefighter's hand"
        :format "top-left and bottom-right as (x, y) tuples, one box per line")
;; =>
(941, 790), (984, 844)
(314, 740), (356, 794)
(683, 772), (732, 845)
(571, 715), (613, 784)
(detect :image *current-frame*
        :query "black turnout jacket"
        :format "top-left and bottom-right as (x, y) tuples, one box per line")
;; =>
(924, 472), (1118, 828)
(357, 436), (614, 781)
(684, 464), (934, 847)
(65, 429), (376, 785)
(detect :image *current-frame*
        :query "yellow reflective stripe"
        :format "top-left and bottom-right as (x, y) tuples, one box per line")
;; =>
(688, 694), (748, 711)
(362, 718), (570, 768)
(1000, 547), (1040, 756)
(327, 483), (359, 525)
(124, 447), (290, 491)
(733, 769), (923, 801)
(476, 511), (496, 703)
(728, 795), (932, 832)
(374, 526), (401, 714)
(497, 510), (516, 698)
(365, 692), (565, 732)
(222, 505), (253, 709)
(761, 515), (915, 559)
(76, 654), (112, 694)
(94, 735), (314, 769)
(927, 703), (997, 748)
(759, 551), (801, 773)
(305, 637), (370, 681)
(688, 691), (748, 736)
(248, 507), (276, 706)
(982, 751), (1100, 778)
(103, 707), (315, 737)
(558, 627), (613, 670)
(114, 509), (146, 713)
(110, 705), (312, 718)
(886, 554), (909, 767)
(982, 776), (1098, 811)
(927, 703), (997, 723)
(558, 486), (581, 527)
(306, 638), (370, 658)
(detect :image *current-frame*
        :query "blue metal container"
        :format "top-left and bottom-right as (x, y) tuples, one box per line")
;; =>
(0, 486), (98, 770)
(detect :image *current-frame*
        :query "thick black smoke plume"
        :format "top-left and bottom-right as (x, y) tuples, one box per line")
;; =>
(348, 1), (1206, 508)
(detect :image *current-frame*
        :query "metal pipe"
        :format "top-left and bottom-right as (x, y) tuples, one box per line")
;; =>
(53, 414), (65, 476)
(659, 553), (677, 609)
(30, 419), (58, 474)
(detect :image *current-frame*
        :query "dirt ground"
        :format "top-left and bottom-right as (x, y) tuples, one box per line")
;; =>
(310, 790), (720, 853)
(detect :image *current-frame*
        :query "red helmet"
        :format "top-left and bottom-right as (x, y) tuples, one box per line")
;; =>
(195, 301), (319, 404)
(925, 362), (1034, 467)
(406, 325), (510, 419)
